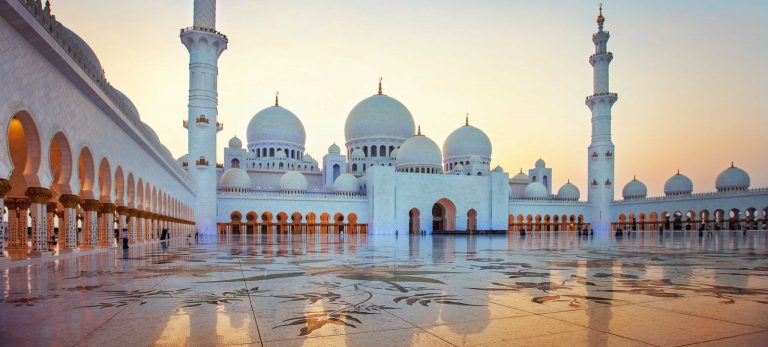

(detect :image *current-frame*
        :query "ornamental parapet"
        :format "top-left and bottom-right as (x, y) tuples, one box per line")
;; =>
(218, 189), (368, 201)
(25, 187), (53, 204)
(81, 199), (101, 212)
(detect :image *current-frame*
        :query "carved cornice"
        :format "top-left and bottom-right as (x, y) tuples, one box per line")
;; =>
(25, 187), (53, 204)
(81, 199), (101, 212)
(59, 194), (81, 208)
(0, 179), (11, 198)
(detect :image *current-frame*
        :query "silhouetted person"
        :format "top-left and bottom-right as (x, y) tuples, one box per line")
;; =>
(121, 228), (129, 249)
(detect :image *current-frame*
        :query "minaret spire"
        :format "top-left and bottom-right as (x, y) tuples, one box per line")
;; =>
(586, 3), (617, 233)
(274, 91), (279, 107)
(378, 77), (383, 95)
(465, 113), (469, 126)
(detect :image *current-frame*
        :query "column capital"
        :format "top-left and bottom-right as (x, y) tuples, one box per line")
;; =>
(25, 187), (53, 204)
(0, 178), (11, 198)
(116, 206), (129, 215)
(46, 202), (58, 212)
(81, 199), (101, 212)
(59, 194), (81, 208)
(100, 203), (117, 214)
(127, 208), (138, 216)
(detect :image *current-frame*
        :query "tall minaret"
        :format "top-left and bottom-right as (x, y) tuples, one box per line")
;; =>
(586, 4), (617, 232)
(181, 0), (227, 234)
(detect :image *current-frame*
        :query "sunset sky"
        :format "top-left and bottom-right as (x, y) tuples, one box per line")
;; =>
(52, 0), (767, 196)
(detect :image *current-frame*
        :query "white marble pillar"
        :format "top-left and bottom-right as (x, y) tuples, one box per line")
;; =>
(25, 187), (52, 253)
(7, 198), (29, 249)
(58, 195), (79, 249)
(128, 209), (137, 242)
(99, 203), (116, 247)
(117, 206), (127, 240)
(136, 213), (145, 242)
(0, 179), (10, 257)
(46, 202), (57, 247)
(81, 199), (100, 247)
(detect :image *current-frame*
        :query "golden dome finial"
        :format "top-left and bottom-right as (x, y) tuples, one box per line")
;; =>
(597, 3), (605, 28)
(274, 91), (279, 107)
(730, 161), (735, 168)
(465, 112), (469, 126)
(378, 77), (383, 95)
(417, 125), (421, 136)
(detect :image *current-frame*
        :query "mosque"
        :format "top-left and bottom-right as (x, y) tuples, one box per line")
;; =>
(1, 0), (767, 258)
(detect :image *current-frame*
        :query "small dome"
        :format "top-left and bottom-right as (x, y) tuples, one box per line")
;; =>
(664, 171), (693, 196)
(622, 177), (647, 199)
(302, 153), (315, 162)
(228, 135), (242, 148)
(177, 154), (189, 164)
(535, 158), (546, 168)
(328, 143), (340, 155)
(524, 182), (549, 199)
(344, 94), (415, 142)
(493, 165), (504, 173)
(110, 87), (140, 123)
(279, 171), (307, 192)
(247, 105), (306, 146)
(60, 25), (104, 77)
(396, 134), (442, 169)
(275, 149), (286, 158)
(454, 163), (465, 170)
(351, 148), (365, 160)
(716, 164), (750, 191)
(557, 181), (580, 201)
(389, 148), (399, 159)
(333, 173), (359, 194)
(443, 124), (492, 160)
(510, 169), (528, 182)
(219, 168), (251, 190)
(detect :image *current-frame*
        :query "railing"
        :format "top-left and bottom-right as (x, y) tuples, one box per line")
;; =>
(614, 187), (768, 204)
(509, 197), (591, 205)
(219, 189), (367, 200)
(585, 92), (618, 103)
(180, 26), (228, 43)
(195, 158), (209, 166)
(195, 116), (209, 124)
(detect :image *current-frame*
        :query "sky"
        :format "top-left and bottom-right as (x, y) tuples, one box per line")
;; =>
(52, 0), (767, 196)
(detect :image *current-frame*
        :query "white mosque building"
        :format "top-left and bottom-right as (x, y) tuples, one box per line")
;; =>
(1, 0), (767, 258)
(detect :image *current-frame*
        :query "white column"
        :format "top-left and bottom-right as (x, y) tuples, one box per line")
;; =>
(0, 179), (10, 257)
(59, 194), (79, 249)
(82, 199), (100, 247)
(26, 188), (52, 253)
(128, 209), (137, 242)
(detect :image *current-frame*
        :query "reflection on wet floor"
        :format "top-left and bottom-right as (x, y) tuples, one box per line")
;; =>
(1, 231), (767, 346)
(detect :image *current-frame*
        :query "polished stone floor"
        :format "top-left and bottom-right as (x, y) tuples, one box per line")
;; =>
(1, 231), (767, 346)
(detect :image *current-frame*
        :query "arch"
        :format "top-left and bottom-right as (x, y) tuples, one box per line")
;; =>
(306, 212), (317, 224)
(126, 173), (135, 207)
(276, 212), (288, 225)
(467, 208), (477, 231)
(699, 210), (710, 221)
(320, 212), (330, 224)
(77, 147), (96, 199)
(432, 198), (457, 232)
(231, 158), (240, 168)
(246, 211), (258, 224)
(332, 164), (341, 182)
(333, 213), (344, 224)
(48, 131), (73, 195)
(7, 111), (43, 190)
(97, 157), (112, 201)
(230, 211), (243, 222)
(260, 211), (273, 224)
(348, 213), (358, 233)
(291, 212), (303, 224)
(114, 166), (125, 205)
(136, 178), (144, 209)
(409, 208), (420, 234)
(729, 208), (740, 220)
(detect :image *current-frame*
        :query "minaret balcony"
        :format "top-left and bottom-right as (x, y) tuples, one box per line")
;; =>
(180, 26), (228, 43)
(216, 122), (224, 132)
(589, 52), (613, 65)
(195, 157), (210, 167)
(585, 93), (618, 108)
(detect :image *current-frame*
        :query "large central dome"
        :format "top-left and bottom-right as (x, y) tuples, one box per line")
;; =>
(247, 106), (306, 146)
(344, 94), (415, 142)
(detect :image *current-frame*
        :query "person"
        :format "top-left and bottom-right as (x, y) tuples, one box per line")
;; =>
(195, 230), (199, 241)
(121, 228), (129, 249)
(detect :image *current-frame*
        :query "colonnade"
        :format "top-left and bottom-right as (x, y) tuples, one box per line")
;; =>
(0, 178), (196, 258)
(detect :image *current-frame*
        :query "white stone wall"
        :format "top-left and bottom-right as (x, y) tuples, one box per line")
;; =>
(0, 11), (195, 207)
(217, 193), (369, 223)
(611, 190), (768, 220)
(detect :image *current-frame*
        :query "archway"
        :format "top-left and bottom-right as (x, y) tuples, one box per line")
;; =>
(230, 211), (243, 234)
(49, 132), (73, 196)
(334, 213), (344, 233)
(246, 211), (258, 234)
(467, 209), (477, 231)
(276, 212), (288, 233)
(409, 208), (420, 234)
(260, 211), (273, 233)
(7, 112), (43, 195)
(348, 213), (358, 233)
(432, 198), (456, 232)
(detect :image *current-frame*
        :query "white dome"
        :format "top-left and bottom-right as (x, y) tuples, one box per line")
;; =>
(493, 165), (504, 173)
(302, 154), (315, 163)
(351, 148), (365, 160)
(716, 164), (750, 191)
(535, 158), (546, 168)
(228, 135), (242, 148)
(275, 149), (286, 158)
(510, 169), (528, 182)
(622, 177), (648, 199)
(454, 163), (465, 170)
(279, 171), (307, 192)
(396, 134), (442, 169)
(443, 124), (492, 159)
(110, 87), (140, 124)
(664, 171), (693, 196)
(344, 94), (415, 142)
(219, 168), (251, 189)
(389, 148), (399, 159)
(557, 181), (580, 200)
(60, 26), (104, 77)
(328, 143), (340, 155)
(247, 106), (306, 146)
(333, 173), (359, 194)
(524, 182), (549, 199)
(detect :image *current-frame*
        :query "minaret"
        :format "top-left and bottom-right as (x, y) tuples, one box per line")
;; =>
(586, 4), (617, 232)
(181, 0), (227, 234)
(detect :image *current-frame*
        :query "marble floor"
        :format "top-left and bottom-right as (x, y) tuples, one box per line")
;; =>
(1, 231), (767, 347)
